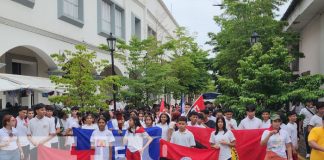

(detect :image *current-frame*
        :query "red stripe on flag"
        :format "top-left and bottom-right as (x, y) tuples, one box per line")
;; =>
(160, 139), (219, 160)
(38, 145), (77, 160)
(70, 146), (95, 160)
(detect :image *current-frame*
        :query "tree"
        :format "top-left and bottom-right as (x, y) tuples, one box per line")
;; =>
(208, 0), (297, 80)
(166, 27), (211, 100)
(212, 0), (324, 117)
(49, 45), (118, 113)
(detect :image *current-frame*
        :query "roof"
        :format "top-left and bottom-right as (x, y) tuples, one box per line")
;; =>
(0, 73), (61, 92)
(281, 0), (302, 21)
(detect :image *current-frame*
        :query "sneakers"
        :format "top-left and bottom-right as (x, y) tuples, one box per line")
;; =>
(306, 154), (310, 158)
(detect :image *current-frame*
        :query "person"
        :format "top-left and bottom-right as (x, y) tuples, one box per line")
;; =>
(65, 106), (80, 149)
(260, 114), (293, 160)
(144, 114), (154, 128)
(238, 104), (262, 129)
(123, 116), (153, 160)
(299, 100), (316, 158)
(138, 112), (145, 127)
(200, 110), (216, 128)
(45, 105), (61, 148)
(187, 112), (199, 127)
(223, 109), (237, 130)
(27, 109), (34, 120)
(170, 116), (196, 148)
(168, 111), (181, 142)
(0, 114), (24, 160)
(181, 103), (191, 117)
(308, 104), (324, 131)
(209, 116), (236, 160)
(58, 111), (68, 150)
(308, 115), (324, 159)
(261, 110), (271, 129)
(82, 113), (98, 130)
(208, 110), (216, 122)
(27, 103), (55, 160)
(156, 113), (171, 141)
(286, 111), (298, 160)
(15, 106), (30, 160)
(196, 113), (207, 128)
(90, 117), (115, 160)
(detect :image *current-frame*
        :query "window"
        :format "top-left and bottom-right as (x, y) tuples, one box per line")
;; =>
(12, 0), (35, 8)
(132, 14), (141, 39)
(12, 62), (21, 75)
(147, 26), (156, 38)
(58, 0), (84, 27)
(115, 8), (123, 38)
(101, 1), (111, 33)
(97, 1), (125, 39)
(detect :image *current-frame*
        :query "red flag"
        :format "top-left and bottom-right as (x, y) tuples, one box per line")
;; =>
(160, 139), (219, 160)
(187, 126), (267, 160)
(187, 126), (214, 148)
(38, 145), (77, 160)
(159, 98), (165, 113)
(191, 95), (205, 112)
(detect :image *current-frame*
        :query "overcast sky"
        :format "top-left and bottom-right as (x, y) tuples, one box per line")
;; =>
(162, 0), (292, 55)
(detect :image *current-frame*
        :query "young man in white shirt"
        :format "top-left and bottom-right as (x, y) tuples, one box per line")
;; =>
(299, 100), (316, 158)
(65, 106), (80, 149)
(286, 111), (298, 160)
(261, 110), (271, 129)
(45, 105), (61, 148)
(16, 106), (30, 160)
(187, 112), (200, 127)
(181, 103), (191, 117)
(308, 104), (324, 131)
(170, 116), (196, 147)
(27, 103), (56, 160)
(224, 109), (237, 130)
(238, 104), (262, 129)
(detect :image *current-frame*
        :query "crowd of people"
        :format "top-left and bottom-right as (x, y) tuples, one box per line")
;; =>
(0, 100), (323, 160)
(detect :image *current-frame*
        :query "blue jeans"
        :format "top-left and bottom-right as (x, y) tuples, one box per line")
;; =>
(0, 149), (20, 160)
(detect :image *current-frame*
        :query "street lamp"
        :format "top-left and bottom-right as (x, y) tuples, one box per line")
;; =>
(106, 33), (117, 112)
(250, 31), (260, 46)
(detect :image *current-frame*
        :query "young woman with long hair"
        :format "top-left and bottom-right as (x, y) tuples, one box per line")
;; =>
(210, 116), (236, 160)
(123, 116), (153, 160)
(156, 113), (171, 141)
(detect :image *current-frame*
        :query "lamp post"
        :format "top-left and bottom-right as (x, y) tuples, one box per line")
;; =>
(250, 31), (260, 46)
(106, 33), (117, 112)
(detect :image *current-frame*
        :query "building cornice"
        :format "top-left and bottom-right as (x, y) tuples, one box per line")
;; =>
(281, 0), (302, 21)
(157, 0), (179, 27)
(0, 16), (109, 55)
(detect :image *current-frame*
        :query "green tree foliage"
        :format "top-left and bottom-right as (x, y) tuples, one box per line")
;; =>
(49, 45), (119, 113)
(212, 0), (324, 116)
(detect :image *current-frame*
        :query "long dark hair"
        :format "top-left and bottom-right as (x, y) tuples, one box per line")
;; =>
(215, 116), (227, 135)
(128, 116), (142, 133)
(158, 113), (170, 125)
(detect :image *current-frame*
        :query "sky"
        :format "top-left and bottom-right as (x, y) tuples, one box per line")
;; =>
(162, 0), (292, 56)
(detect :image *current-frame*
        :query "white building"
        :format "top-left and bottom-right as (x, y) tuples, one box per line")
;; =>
(0, 0), (178, 109)
(282, 0), (324, 76)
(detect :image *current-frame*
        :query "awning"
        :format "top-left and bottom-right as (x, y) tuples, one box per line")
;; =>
(0, 73), (62, 92)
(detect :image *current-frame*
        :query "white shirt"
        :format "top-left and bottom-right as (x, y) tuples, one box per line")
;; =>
(82, 124), (99, 130)
(225, 118), (237, 130)
(15, 117), (29, 146)
(187, 121), (200, 127)
(90, 129), (115, 160)
(286, 122), (298, 149)
(238, 117), (262, 129)
(261, 119), (271, 129)
(299, 107), (316, 127)
(27, 116), (56, 148)
(209, 130), (236, 160)
(156, 123), (170, 141)
(48, 117), (61, 144)
(124, 128), (149, 152)
(60, 119), (68, 135)
(309, 114), (323, 127)
(261, 129), (291, 158)
(170, 129), (196, 147)
(0, 127), (18, 150)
